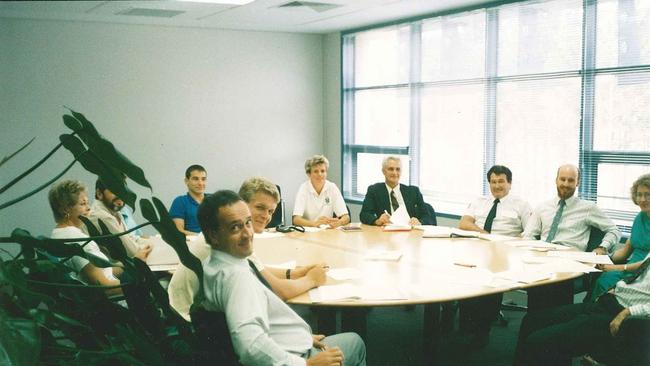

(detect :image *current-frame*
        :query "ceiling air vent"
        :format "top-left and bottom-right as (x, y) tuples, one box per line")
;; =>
(116, 8), (185, 18)
(277, 1), (342, 13)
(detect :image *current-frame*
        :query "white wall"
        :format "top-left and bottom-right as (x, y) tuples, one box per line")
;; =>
(1, 18), (325, 238)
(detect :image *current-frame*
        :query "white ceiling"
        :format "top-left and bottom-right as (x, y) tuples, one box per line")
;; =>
(0, 0), (494, 34)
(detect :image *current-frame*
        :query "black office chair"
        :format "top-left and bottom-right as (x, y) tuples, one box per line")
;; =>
(267, 184), (284, 228)
(424, 203), (438, 226)
(190, 307), (241, 365)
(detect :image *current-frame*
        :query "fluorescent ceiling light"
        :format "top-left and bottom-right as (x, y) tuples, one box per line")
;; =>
(175, 0), (255, 4)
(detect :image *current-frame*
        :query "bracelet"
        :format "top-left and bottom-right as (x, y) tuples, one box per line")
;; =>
(624, 264), (628, 272)
(286, 268), (291, 279)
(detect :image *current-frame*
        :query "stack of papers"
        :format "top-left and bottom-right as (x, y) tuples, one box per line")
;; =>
(547, 251), (613, 265)
(389, 206), (411, 225)
(383, 225), (412, 232)
(363, 250), (403, 261)
(420, 226), (518, 241)
(507, 240), (572, 251)
(309, 284), (407, 303)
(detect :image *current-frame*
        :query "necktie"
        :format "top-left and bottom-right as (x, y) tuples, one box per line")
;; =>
(248, 259), (272, 290)
(624, 258), (650, 284)
(483, 198), (500, 233)
(545, 199), (566, 242)
(390, 190), (399, 213)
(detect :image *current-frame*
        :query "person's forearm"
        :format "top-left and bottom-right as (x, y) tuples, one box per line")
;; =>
(271, 277), (317, 300)
(292, 215), (317, 227)
(610, 241), (632, 263)
(459, 216), (486, 233)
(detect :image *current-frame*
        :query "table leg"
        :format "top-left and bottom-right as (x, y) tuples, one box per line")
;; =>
(422, 303), (441, 366)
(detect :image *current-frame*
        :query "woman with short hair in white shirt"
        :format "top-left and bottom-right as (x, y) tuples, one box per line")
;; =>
(48, 179), (122, 296)
(292, 155), (350, 228)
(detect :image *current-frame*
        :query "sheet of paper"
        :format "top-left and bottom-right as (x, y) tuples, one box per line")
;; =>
(382, 225), (412, 232)
(327, 267), (363, 281)
(506, 240), (572, 251)
(546, 251), (613, 265)
(478, 233), (519, 242)
(302, 226), (324, 233)
(421, 226), (454, 238)
(389, 205), (410, 226)
(494, 269), (552, 284)
(309, 284), (361, 302)
(363, 250), (403, 261)
(255, 231), (285, 239)
(529, 258), (600, 273)
(146, 236), (179, 266)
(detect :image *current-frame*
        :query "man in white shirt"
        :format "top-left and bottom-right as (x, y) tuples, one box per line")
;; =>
(523, 164), (621, 253)
(198, 190), (366, 366)
(86, 179), (151, 260)
(459, 165), (532, 236)
(456, 165), (532, 348)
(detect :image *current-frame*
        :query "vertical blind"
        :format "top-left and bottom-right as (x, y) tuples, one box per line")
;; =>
(342, 0), (650, 231)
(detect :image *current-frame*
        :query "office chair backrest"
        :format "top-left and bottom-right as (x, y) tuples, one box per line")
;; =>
(424, 203), (438, 226)
(190, 307), (240, 365)
(267, 184), (284, 228)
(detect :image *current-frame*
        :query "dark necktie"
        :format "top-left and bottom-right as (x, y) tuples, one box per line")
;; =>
(483, 198), (500, 233)
(624, 258), (650, 284)
(545, 199), (566, 242)
(248, 259), (272, 290)
(390, 190), (399, 213)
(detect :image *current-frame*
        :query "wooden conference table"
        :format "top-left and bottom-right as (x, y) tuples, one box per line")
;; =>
(251, 225), (585, 365)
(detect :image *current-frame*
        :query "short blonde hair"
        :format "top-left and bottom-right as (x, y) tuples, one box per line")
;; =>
(631, 173), (650, 205)
(304, 155), (329, 174)
(239, 177), (280, 203)
(48, 180), (86, 223)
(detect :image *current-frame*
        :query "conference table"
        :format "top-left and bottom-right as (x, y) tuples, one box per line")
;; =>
(250, 225), (586, 365)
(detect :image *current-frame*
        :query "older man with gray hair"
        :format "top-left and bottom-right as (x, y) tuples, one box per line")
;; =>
(360, 156), (435, 226)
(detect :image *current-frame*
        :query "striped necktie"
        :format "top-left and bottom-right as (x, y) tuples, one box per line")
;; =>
(390, 190), (399, 213)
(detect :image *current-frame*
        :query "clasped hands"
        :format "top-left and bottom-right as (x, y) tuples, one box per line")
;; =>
(307, 334), (344, 366)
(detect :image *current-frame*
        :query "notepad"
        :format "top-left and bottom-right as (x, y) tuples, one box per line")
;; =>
(546, 251), (613, 265)
(382, 225), (412, 232)
(340, 223), (363, 232)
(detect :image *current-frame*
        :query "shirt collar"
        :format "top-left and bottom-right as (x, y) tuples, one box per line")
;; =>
(385, 183), (401, 194)
(211, 249), (249, 268)
(555, 195), (579, 206)
(308, 180), (328, 196)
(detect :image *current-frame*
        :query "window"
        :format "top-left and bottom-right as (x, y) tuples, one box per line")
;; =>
(342, 0), (650, 231)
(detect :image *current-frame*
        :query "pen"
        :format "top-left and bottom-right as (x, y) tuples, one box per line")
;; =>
(384, 210), (390, 216)
(454, 262), (476, 268)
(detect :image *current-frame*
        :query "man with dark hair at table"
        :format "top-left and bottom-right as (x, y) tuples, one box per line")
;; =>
(170, 164), (207, 236)
(86, 179), (152, 260)
(360, 156), (434, 226)
(455, 165), (532, 348)
(513, 253), (650, 366)
(198, 190), (366, 366)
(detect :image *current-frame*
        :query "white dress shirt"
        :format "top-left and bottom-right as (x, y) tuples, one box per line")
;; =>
(385, 183), (405, 215)
(293, 180), (347, 221)
(202, 249), (312, 366)
(523, 195), (621, 251)
(86, 200), (148, 258)
(51, 226), (116, 283)
(614, 252), (650, 317)
(464, 194), (532, 237)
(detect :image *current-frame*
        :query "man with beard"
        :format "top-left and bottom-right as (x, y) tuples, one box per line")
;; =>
(523, 164), (620, 253)
(86, 179), (152, 260)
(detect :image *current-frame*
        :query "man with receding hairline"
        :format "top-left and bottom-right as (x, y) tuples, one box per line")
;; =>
(523, 163), (620, 253)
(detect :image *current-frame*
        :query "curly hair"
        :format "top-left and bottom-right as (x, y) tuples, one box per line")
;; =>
(631, 173), (650, 205)
(239, 177), (280, 204)
(48, 180), (86, 222)
(304, 155), (329, 174)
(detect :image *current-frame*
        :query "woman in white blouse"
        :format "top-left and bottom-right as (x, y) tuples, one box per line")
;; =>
(48, 180), (122, 296)
(292, 155), (350, 228)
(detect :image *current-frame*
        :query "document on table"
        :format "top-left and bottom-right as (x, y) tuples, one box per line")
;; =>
(327, 267), (363, 281)
(363, 250), (403, 261)
(389, 205), (411, 226)
(494, 269), (552, 284)
(506, 240), (572, 251)
(309, 284), (407, 303)
(382, 225), (412, 232)
(303, 226), (324, 233)
(256, 231), (285, 239)
(146, 236), (179, 266)
(546, 251), (613, 265)
(528, 258), (600, 273)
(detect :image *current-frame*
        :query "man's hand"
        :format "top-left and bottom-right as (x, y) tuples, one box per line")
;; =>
(134, 244), (152, 261)
(306, 346), (344, 366)
(409, 217), (421, 226)
(610, 308), (631, 336)
(316, 216), (332, 226)
(592, 247), (608, 255)
(374, 213), (391, 226)
(312, 334), (326, 350)
(596, 263), (615, 272)
(306, 265), (327, 287)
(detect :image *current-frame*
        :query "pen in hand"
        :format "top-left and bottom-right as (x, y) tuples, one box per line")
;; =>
(454, 262), (476, 268)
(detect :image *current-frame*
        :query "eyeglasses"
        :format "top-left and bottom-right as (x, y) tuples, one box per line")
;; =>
(636, 192), (650, 200)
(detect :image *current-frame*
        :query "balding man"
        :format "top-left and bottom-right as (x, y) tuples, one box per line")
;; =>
(523, 164), (620, 254)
